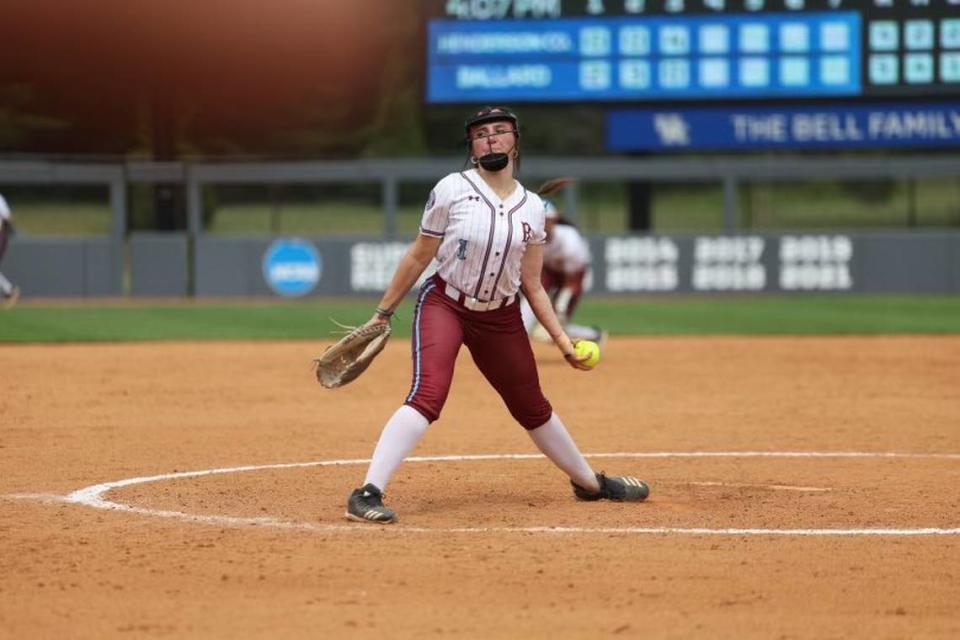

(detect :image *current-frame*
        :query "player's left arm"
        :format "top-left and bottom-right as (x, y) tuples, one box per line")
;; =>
(521, 244), (590, 370)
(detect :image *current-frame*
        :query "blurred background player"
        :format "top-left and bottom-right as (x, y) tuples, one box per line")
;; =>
(520, 179), (606, 345)
(0, 193), (19, 309)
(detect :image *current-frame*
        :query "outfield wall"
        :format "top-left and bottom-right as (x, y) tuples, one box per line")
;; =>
(2, 238), (123, 297)
(6, 232), (958, 298)
(3, 157), (959, 298)
(595, 233), (960, 295)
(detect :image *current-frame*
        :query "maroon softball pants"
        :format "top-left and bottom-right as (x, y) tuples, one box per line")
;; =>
(404, 275), (553, 429)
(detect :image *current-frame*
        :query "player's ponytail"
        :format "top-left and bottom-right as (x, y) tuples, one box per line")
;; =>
(537, 178), (577, 227)
(536, 177), (575, 197)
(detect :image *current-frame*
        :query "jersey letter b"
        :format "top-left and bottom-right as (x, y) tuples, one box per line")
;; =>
(457, 239), (468, 260)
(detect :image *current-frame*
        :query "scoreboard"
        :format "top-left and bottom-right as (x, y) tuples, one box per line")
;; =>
(426, 0), (960, 103)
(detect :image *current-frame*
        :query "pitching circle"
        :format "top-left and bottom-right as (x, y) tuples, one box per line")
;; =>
(9, 451), (960, 537)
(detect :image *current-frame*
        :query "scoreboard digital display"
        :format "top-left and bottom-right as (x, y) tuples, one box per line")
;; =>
(426, 0), (960, 103)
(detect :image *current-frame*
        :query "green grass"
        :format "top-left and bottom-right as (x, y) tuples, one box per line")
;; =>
(1, 296), (958, 343)
(572, 296), (960, 335)
(11, 178), (958, 236)
(212, 180), (944, 233)
(739, 178), (960, 230)
(0, 300), (416, 343)
(209, 202), (427, 236)
(12, 202), (113, 235)
(207, 179), (960, 236)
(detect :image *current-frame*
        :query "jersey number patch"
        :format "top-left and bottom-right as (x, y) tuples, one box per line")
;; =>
(456, 239), (468, 260)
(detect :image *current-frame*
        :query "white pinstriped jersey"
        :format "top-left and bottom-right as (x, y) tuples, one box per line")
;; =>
(543, 224), (590, 274)
(420, 169), (547, 302)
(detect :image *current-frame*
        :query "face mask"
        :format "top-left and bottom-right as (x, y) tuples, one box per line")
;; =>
(477, 153), (509, 172)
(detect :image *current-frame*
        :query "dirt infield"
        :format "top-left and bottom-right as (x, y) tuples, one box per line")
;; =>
(2, 336), (959, 638)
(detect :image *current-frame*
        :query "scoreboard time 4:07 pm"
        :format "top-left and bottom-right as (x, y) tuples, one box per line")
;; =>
(441, 1), (955, 19)
(427, 0), (960, 103)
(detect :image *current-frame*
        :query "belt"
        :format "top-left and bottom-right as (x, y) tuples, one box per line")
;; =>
(443, 281), (516, 312)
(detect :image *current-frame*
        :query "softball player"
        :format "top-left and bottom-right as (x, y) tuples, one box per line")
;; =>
(345, 107), (648, 524)
(520, 197), (607, 345)
(0, 194), (19, 309)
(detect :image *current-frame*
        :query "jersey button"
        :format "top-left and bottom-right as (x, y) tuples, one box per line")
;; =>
(495, 252), (500, 256)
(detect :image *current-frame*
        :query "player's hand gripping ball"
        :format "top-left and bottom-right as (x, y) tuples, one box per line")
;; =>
(574, 340), (601, 369)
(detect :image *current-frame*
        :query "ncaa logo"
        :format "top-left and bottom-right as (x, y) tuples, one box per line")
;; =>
(262, 239), (322, 297)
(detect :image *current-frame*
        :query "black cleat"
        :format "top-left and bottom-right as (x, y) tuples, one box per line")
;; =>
(572, 472), (650, 502)
(345, 483), (397, 524)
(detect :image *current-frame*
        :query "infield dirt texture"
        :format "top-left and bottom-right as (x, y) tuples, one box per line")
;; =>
(2, 336), (959, 638)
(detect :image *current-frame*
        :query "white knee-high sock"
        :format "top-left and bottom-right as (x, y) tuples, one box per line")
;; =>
(363, 405), (429, 492)
(527, 412), (600, 492)
(0, 272), (12, 296)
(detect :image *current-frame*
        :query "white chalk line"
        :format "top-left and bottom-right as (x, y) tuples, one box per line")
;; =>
(685, 481), (831, 492)
(5, 451), (960, 537)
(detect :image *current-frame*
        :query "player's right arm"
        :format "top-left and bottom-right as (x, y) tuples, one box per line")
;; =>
(370, 234), (441, 325)
(368, 178), (450, 325)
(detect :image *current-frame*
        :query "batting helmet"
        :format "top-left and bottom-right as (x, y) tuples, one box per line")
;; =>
(463, 106), (520, 141)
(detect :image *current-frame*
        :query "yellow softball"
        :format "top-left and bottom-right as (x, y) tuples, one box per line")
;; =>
(574, 340), (601, 368)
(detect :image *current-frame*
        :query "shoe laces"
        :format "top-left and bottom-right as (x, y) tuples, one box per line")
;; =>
(360, 487), (385, 507)
(597, 472), (623, 499)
